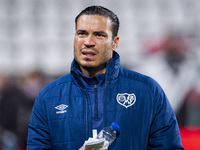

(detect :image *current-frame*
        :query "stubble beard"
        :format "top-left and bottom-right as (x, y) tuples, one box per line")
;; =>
(74, 45), (112, 75)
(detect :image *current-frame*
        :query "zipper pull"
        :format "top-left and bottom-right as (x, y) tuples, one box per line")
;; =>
(94, 84), (97, 88)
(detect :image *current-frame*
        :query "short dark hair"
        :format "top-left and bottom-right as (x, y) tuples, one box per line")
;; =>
(75, 6), (120, 38)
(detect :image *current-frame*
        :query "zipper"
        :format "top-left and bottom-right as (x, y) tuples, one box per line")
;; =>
(94, 84), (98, 119)
(102, 79), (108, 128)
(85, 90), (89, 138)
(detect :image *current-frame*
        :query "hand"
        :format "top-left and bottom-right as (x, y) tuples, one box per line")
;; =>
(79, 145), (84, 150)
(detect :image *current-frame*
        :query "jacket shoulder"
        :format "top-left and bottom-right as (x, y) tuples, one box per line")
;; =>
(119, 67), (160, 88)
(119, 67), (166, 101)
(38, 73), (71, 98)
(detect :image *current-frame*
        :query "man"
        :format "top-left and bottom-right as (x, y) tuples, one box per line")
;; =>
(27, 6), (184, 150)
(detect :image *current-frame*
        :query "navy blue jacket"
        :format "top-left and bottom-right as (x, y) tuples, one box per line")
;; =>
(27, 52), (184, 149)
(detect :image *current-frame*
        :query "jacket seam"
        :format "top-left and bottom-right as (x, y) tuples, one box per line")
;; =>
(40, 80), (71, 98)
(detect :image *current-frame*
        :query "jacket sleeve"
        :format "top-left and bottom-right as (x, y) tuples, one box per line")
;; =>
(148, 90), (184, 150)
(27, 93), (52, 150)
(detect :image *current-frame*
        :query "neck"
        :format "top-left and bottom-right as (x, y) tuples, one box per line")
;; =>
(80, 66), (106, 77)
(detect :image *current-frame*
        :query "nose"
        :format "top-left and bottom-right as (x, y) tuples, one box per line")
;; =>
(84, 35), (95, 48)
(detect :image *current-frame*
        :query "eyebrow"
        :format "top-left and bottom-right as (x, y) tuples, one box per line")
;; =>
(76, 29), (87, 33)
(94, 31), (107, 35)
(76, 29), (107, 36)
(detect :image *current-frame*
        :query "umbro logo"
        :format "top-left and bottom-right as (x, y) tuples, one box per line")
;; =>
(55, 104), (68, 114)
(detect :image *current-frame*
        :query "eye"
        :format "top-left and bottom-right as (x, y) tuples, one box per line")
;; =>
(77, 30), (87, 36)
(94, 32), (107, 38)
(78, 32), (85, 36)
(96, 33), (104, 37)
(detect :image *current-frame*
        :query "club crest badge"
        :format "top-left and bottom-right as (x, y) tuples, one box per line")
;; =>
(116, 93), (136, 108)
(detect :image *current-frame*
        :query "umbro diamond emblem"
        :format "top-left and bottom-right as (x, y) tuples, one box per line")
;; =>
(55, 104), (68, 114)
(116, 93), (136, 108)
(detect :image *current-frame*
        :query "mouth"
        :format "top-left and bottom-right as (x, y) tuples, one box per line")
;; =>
(81, 49), (96, 59)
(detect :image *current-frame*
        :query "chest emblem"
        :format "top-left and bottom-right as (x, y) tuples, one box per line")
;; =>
(116, 93), (136, 108)
(55, 104), (68, 114)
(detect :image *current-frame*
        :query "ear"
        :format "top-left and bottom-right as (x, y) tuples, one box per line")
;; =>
(112, 36), (119, 51)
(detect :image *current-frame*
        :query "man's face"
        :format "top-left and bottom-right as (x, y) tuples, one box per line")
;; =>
(74, 15), (119, 76)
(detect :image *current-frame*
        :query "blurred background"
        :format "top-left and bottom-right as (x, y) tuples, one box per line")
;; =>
(0, 0), (200, 149)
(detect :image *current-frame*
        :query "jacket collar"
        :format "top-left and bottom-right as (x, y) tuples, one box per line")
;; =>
(70, 51), (120, 85)
(105, 51), (120, 81)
